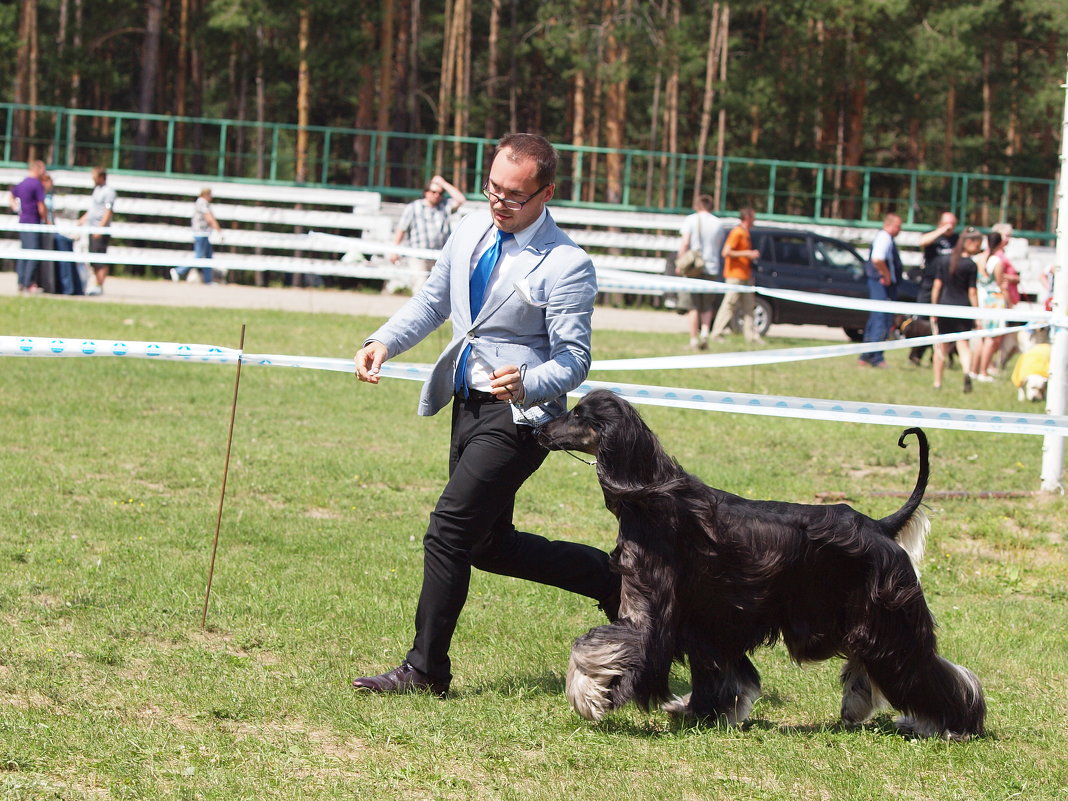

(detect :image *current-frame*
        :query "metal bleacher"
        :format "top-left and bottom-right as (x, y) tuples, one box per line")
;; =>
(1, 166), (1052, 294)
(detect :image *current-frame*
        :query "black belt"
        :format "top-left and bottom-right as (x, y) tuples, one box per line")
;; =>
(459, 389), (501, 404)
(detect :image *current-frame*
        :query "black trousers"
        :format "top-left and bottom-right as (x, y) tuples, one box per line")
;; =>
(406, 395), (618, 682)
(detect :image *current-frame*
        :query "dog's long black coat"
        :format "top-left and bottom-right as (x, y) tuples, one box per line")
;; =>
(538, 390), (985, 739)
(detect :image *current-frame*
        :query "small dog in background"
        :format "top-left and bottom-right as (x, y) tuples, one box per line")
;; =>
(538, 390), (986, 740)
(1012, 328), (1051, 402)
(894, 314), (935, 366)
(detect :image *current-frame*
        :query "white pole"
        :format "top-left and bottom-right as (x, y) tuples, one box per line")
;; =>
(1040, 58), (1068, 492)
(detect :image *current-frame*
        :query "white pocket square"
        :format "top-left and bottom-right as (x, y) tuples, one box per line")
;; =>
(513, 277), (549, 307)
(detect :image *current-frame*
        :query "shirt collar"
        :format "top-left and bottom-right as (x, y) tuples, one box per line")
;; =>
(509, 207), (547, 252)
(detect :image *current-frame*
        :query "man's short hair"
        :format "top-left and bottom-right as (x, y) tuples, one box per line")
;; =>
(494, 133), (557, 186)
(695, 194), (714, 212)
(739, 207), (756, 221)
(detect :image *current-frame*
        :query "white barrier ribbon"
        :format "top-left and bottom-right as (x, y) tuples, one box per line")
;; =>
(575, 379), (1068, 438)
(3, 335), (1065, 437)
(758, 287), (1053, 323)
(589, 323), (1043, 371)
(0, 336), (241, 362)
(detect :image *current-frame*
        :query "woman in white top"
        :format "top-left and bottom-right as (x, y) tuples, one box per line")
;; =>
(974, 231), (1007, 380)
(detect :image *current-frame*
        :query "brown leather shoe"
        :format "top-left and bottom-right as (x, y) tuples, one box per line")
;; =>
(351, 661), (449, 697)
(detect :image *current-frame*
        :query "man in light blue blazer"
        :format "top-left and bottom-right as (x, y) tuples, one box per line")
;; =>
(353, 134), (619, 696)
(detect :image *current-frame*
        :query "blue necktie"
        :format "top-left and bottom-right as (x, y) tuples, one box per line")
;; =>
(455, 229), (513, 396)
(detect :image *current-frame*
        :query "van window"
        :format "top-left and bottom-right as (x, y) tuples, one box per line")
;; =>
(772, 236), (809, 266)
(814, 239), (864, 279)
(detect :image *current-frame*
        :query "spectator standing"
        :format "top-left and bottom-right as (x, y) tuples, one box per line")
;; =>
(909, 212), (958, 366)
(930, 227), (983, 392)
(350, 133), (618, 697)
(675, 194), (722, 350)
(79, 166), (116, 295)
(858, 212), (903, 367)
(974, 231), (1008, 381)
(708, 208), (761, 343)
(387, 174), (466, 293)
(172, 188), (223, 285)
(9, 159), (47, 293)
(35, 173), (58, 293)
(991, 223), (1021, 308)
(44, 174), (83, 295)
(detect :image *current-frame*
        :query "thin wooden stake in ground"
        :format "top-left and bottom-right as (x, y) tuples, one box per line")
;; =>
(202, 324), (246, 628)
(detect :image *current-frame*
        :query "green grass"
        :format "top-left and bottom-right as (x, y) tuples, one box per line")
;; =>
(1, 296), (1066, 800)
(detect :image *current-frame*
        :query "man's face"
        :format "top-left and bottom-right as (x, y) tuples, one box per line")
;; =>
(93, 172), (106, 186)
(940, 213), (958, 230)
(485, 147), (553, 234)
(424, 185), (443, 206)
(887, 216), (903, 236)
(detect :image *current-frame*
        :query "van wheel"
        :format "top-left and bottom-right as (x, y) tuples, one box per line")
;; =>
(753, 298), (772, 337)
(844, 327), (864, 342)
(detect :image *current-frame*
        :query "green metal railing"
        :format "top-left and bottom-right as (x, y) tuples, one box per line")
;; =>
(1, 103), (1057, 238)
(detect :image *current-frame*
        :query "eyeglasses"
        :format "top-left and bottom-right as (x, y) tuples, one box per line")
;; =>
(481, 182), (549, 211)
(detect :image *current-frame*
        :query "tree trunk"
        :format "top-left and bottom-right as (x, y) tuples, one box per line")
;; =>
(436, 0), (456, 172)
(65, 0), (82, 165)
(712, 5), (729, 210)
(293, 2), (312, 288)
(485, 0), (501, 140)
(353, 20), (376, 185)
(254, 21), (266, 287)
(693, 2), (721, 203)
(389, 0), (412, 186)
(658, 0), (680, 207)
(135, 0), (163, 170)
(377, 0), (395, 136)
(174, 0), (190, 171)
(586, 66), (603, 204)
(408, 0), (420, 133)
(295, 2), (311, 184)
(14, 0), (39, 160)
(943, 83), (955, 170)
(572, 69), (586, 202)
(507, 0), (519, 132)
(452, 0), (471, 185)
(842, 78), (867, 219)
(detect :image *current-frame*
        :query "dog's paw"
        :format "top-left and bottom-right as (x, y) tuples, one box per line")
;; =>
(661, 693), (693, 718)
(894, 715), (978, 742)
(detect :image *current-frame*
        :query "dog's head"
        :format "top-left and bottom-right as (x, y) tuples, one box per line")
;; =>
(1024, 373), (1047, 402)
(537, 389), (637, 456)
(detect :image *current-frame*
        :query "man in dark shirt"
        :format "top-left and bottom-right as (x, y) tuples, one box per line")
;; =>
(909, 212), (958, 365)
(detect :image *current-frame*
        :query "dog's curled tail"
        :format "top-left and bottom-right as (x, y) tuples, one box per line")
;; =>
(878, 427), (930, 573)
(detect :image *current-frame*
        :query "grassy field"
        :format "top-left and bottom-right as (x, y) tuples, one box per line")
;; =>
(1, 295), (1066, 800)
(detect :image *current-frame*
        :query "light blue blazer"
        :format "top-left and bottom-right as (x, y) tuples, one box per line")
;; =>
(367, 209), (597, 425)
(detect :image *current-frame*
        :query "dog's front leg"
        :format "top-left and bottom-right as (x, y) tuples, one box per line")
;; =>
(663, 655), (761, 724)
(566, 622), (643, 722)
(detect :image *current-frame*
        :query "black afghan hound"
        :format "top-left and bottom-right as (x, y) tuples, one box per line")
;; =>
(537, 390), (985, 740)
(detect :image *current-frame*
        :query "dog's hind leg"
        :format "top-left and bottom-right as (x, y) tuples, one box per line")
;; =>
(840, 658), (888, 725)
(874, 655), (986, 741)
(663, 656), (761, 724)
